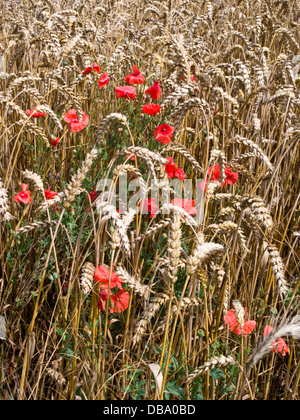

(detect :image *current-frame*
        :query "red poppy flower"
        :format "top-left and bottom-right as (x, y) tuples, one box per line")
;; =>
(263, 325), (289, 356)
(98, 72), (110, 89)
(139, 198), (159, 218)
(223, 167), (239, 185)
(207, 165), (221, 182)
(50, 137), (61, 147)
(165, 157), (185, 180)
(94, 265), (123, 289)
(98, 288), (130, 313)
(111, 289), (130, 313)
(85, 190), (99, 212)
(208, 165), (239, 187)
(171, 198), (197, 215)
(44, 185), (58, 200)
(153, 123), (175, 144)
(198, 179), (209, 192)
(26, 107), (47, 118)
(271, 337), (290, 356)
(225, 308), (256, 335)
(53, 204), (62, 213)
(14, 184), (32, 204)
(175, 168), (185, 180)
(115, 86), (137, 99)
(142, 103), (161, 115)
(98, 289), (111, 311)
(127, 153), (135, 161)
(88, 190), (98, 203)
(82, 64), (100, 75)
(180, 75), (196, 82)
(129, 172), (137, 181)
(125, 65), (145, 85)
(63, 109), (89, 132)
(145, 80), (161, 100)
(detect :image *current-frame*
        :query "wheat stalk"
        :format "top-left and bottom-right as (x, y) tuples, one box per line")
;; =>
(186, 355), (237, 384)
(0, 180), (13, 223)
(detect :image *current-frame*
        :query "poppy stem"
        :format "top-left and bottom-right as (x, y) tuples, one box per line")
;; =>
(99, 250), (116, 394)
(103, 252), (115, 338)
(237, 333), (245, 398)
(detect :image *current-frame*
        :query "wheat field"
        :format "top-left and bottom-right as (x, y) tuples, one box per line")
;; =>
(0, 0), (299, 400)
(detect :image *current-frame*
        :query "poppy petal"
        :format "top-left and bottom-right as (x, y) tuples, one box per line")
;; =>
(115, 86), (137, 99)
(243, 321), (256, 334)
(111, 289), (130, 313)
(142, 104), (161, 115)
(145, 81), (161, 100)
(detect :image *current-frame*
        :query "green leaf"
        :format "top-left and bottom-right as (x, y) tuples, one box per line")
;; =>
(165, 381), (183, 398)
